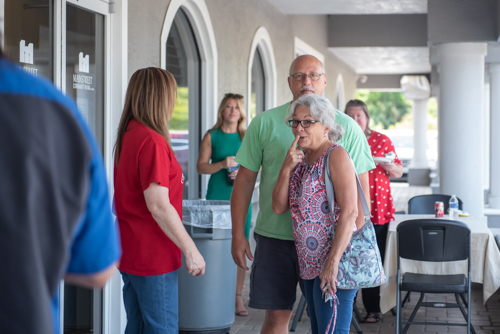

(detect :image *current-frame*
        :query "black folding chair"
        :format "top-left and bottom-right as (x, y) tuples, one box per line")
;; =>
(396, 219), (475, 334)
(403, 195), (465, 306)
(290, 295), (363, 334)
(407, 194), (463, 214)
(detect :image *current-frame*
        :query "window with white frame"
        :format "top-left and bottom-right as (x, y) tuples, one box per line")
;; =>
(247, 26), (277, 122)
(160, 0), (218, 199)
(165, 8), (202, 199)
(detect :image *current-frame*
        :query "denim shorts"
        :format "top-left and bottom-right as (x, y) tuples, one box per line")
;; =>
(248, 233), (302, 310)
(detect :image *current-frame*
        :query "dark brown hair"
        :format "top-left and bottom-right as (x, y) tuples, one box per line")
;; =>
(114, 67), (177, 164)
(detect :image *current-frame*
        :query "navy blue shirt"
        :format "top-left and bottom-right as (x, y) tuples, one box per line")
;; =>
(0, 57), (121, 334)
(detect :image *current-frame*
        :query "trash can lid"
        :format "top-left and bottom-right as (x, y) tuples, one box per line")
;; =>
(182, 200), (232, 229)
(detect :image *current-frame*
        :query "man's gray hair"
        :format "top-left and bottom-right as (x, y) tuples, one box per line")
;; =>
(286, 94), (344, 143)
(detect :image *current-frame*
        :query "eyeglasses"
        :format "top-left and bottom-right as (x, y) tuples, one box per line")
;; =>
(289, 72), (325, 82)
(225, 93), (243, 99)
(287, 120), (320, 128)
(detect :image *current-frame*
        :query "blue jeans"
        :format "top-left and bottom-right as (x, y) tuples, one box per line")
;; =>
(121, 271), (179, 334)
(304, 277), (357, 334)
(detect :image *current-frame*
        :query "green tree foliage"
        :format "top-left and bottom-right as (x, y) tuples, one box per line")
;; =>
(169, 86), (189, 130)
(355, 90), (412, 129)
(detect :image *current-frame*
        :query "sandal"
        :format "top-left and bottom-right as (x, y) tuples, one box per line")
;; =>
(364, 312), (380, 323)
(235, 294), (248, 316)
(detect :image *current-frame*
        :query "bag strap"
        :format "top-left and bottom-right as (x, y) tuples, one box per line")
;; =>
(324, 146), (370, 217)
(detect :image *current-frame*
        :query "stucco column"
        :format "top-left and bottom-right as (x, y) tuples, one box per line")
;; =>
(401, 75), (430, 185)
(489, 64), (500, 208)
(411, 99), (429, 168)
(438, 43), (487, 216)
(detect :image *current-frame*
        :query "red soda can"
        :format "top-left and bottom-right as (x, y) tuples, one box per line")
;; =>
(435, 201), (444, 217)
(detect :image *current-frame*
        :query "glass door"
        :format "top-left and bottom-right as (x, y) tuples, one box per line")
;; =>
(62, 2), (106, 334)
(1, 0), (53, 81)
(64, 2), (104, 149)
(1, 1), (109, 333)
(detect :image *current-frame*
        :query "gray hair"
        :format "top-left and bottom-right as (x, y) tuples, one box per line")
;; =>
(286, 94), (344, 143)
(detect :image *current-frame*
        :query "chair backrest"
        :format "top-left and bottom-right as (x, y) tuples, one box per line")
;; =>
(407, 194), (463, 214)
(397, 219), (470, 263)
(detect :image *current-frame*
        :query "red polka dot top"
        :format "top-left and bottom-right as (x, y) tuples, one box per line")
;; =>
(368, 131), (402, 225)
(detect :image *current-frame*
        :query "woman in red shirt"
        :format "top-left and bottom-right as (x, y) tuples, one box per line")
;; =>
(345, 99), (403, 323)
(114, 68), (205, 333)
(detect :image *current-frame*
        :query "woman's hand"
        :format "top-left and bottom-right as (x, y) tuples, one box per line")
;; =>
(228, 167), (239, 180)
(272, 136), (303, 215)
(282, 136), (304, 172)
(221, 156), (238, 169)
(320, 258), (339, 296)
(379, 161), (403, 178)
(184, 248), (206, 277)
(379, 161), (395, 172)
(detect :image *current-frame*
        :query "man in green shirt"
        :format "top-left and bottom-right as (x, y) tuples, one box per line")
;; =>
(231, 55), (374, 333)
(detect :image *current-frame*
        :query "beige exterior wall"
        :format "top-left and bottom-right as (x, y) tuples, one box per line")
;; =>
(127, 0), (357, 108)
(128, 0), (169, 75)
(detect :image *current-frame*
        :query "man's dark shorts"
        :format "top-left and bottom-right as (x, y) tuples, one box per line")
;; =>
(248, 233), (302, 310)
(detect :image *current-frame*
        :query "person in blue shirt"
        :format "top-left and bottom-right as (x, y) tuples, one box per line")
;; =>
(0, 42), (121, 334)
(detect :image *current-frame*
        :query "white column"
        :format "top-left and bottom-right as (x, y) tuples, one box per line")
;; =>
(411, 99), (429, 168)
(483, 77), (490, 199)
(489, 64), (500, 208)
(438, 43), (487, 216)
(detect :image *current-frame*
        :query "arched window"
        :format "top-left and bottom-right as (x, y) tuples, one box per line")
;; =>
(161, 0), (218, 199)
(247, 26), (277, 122)
(165, 9), (201, 199)
(251, 48), (265, 119)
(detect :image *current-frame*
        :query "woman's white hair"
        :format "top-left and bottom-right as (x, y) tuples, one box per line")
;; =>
(286, 94), (344, 143)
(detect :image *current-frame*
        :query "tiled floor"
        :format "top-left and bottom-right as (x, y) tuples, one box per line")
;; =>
(231, 268), (500, 334)
(232, 275), (500, 334)
(230, 183), (500, 334)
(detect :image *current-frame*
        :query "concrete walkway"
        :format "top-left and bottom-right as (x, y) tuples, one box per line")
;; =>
(231, 279), (500, 334)
(230, 183), (500, 334)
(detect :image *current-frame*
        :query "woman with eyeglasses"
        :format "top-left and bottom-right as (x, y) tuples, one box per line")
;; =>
(272, 94), (359, 334)
(197, 93), (252, 316)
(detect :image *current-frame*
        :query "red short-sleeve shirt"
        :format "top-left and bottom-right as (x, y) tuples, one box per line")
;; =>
(114, 120), (183, 275)
(368, 131), (402, 225)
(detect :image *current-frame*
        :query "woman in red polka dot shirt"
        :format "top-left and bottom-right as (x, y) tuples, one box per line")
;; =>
(345, 99), (403, 323)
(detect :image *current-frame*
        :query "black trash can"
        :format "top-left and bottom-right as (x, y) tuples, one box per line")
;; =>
(178, 200), (236, 334)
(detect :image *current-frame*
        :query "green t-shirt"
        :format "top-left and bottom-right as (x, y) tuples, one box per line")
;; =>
(235, 102), (374, 240)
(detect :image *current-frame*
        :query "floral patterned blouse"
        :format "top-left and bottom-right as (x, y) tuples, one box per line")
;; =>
(289, 144), (356, 280)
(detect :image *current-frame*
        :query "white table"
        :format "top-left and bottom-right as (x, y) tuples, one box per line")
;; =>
(379, 214), (500, 314)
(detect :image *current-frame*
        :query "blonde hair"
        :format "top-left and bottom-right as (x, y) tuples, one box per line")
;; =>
(211, 93), (246, 140)
(115, 67), (177, 164)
